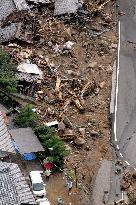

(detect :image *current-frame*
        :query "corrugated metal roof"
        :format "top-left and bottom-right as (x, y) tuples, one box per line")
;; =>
(9, 127), (44, 154)
(0, 161), (35, 205)
(0, 112), (15, 153)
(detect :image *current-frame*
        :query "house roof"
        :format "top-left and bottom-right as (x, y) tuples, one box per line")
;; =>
(0, 104), (8, 114)
(13, 0), (29, 10)
(0, 23), (17, 43)
(0, 0), (28, 21)
(9, 127), (44, 154)
(0, 112), (15, 153)
(0, 0), (17, 42)
(0, 0), (16, 21)
(54, 0), (83, 16)
(0, 161), (35, 205)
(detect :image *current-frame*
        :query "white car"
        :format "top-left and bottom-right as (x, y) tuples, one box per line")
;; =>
(29, 171), (46, 197)
(36, 198), (51, 205)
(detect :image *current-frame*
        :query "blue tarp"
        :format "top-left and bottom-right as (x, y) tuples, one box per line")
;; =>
(23, 153), (37, 161)
(12, 139), (37, 161)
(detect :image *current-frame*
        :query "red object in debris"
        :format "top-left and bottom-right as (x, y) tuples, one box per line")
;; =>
(43, 162), (54, 169)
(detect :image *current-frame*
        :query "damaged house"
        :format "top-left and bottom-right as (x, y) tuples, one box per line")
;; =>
(16, 60), (43, 96)
(0, 0), (32, 43)
(0, 0), (84, 43)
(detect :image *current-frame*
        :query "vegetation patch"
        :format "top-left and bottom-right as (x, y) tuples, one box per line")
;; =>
(0, 48), (17, 93)
(15, 104), (38, 128)
(35, 125), (69, 171)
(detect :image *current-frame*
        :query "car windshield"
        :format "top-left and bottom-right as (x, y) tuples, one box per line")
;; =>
(33, 183), (44, 191)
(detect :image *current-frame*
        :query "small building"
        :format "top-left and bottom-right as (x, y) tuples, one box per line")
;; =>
(9, 127), (44, 160)
(0, 161), (36, 205)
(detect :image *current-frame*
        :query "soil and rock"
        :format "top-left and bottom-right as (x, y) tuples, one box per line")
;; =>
(0, 0), (117, 204)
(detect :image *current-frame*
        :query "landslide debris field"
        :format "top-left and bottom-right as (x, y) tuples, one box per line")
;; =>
(1, 0), (117, 204)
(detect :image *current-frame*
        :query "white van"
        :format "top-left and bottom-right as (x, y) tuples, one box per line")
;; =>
(29, 171), (46, 197)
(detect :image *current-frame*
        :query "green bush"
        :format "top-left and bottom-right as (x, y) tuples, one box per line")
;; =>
(0, 49), (17, 92)
(35, 125), (69, 170)
(15, 104), (38, 128)
(34, 125), (54, 137)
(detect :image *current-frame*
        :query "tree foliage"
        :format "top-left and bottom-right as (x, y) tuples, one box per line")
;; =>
(0, 48), (17, 92)
(15, 104), (38, 128)
(35, 125), (68, 170)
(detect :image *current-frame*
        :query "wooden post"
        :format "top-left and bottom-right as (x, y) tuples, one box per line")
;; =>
(75, 165), (78, 188)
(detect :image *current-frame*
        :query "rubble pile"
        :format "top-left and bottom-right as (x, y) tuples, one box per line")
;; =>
(119, 169), (136, 205)
(121, 171), (133, 190)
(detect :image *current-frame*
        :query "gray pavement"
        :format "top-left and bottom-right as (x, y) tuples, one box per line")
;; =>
(92, 2), (136, 204)
(117, 0), (136, 167)
(92, 160), (112, 205)
(106, 1), (136, 203)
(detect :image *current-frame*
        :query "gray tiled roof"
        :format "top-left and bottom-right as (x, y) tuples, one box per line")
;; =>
(0, 0), (28, 20)
(0, 23), (17, 43)
(0, 0), (16, 21)
(0, 161), (35, 205)
(54, 0), (83, 15)
(0, 113), (15, 153)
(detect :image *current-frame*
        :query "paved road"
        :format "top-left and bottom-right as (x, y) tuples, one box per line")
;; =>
(93, 1), (136, 204)
(92, 160), (112, 205)
(106, 1), (136, 203)
(116, 0), (136, 167)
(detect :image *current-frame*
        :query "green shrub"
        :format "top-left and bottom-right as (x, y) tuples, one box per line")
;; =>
(0, 49), (17, 92)
(35, 125), (69, 170)
(15, 104), (38, 128)
(34, 125), (54, 137)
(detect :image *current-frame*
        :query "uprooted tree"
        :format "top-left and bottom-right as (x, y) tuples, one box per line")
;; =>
(34, 125), (69, 171)
(0, 48), (17, 93)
